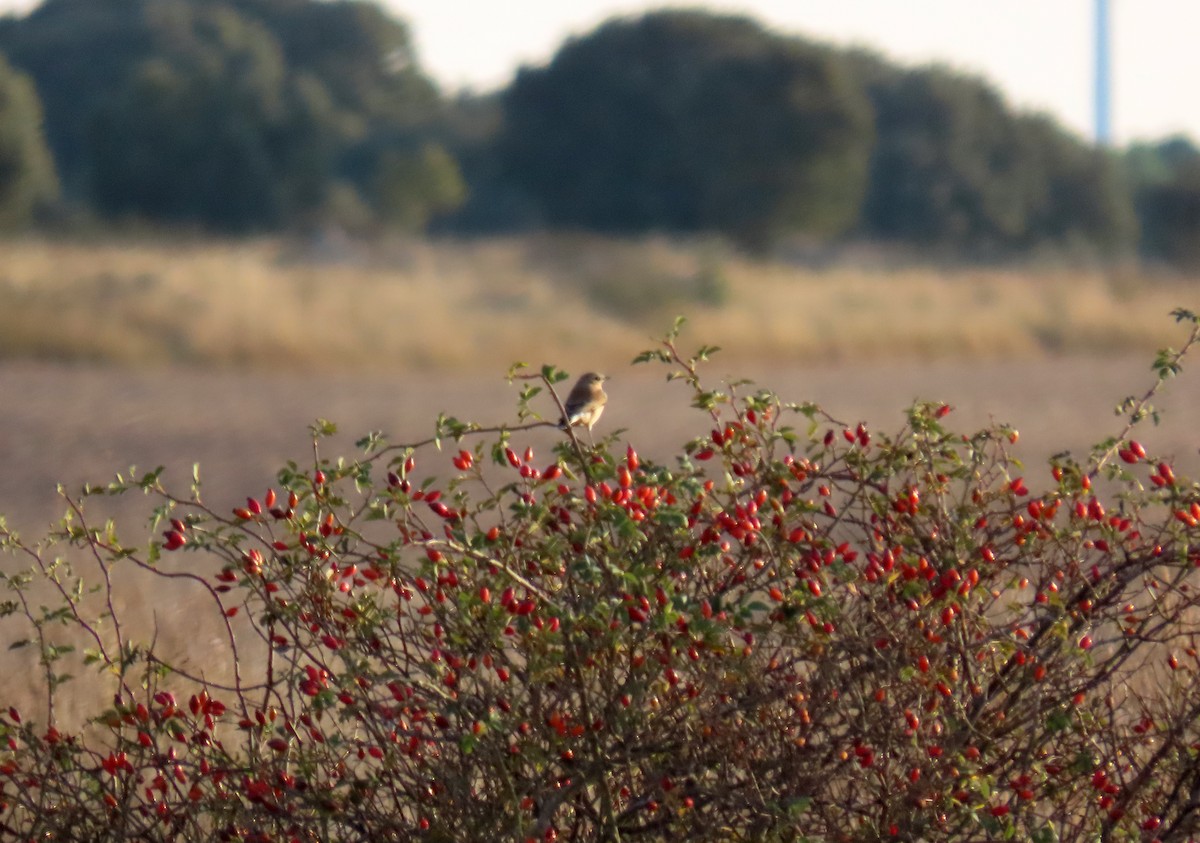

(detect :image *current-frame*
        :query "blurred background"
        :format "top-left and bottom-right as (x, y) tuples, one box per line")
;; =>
(1, 0), (1199, 533)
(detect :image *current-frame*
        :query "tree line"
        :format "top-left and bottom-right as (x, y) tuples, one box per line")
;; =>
(0, 0), (1196, 262)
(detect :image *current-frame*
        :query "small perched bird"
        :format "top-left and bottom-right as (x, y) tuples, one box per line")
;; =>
(558, 372), (608, 437)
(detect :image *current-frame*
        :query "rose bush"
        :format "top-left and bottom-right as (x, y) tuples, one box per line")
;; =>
(2, 312), (1200, 842)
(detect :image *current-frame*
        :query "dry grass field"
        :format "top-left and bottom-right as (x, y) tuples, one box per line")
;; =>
(0, 233), (1195, 372)
(1, 234), (1199, 725)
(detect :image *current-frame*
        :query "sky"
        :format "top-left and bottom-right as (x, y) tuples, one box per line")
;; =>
(394, 0), (1199, 146)
(1, 0), (1195, 146)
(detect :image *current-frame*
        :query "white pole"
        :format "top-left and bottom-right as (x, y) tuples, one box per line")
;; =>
(1094, 0), (1112, 145)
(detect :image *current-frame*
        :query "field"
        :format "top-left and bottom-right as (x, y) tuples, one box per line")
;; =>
(1, 235), (1199, 725)
(0, 234), (1194, 372)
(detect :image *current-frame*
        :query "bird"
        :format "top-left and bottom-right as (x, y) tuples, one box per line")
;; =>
(558, 372), (608, 440)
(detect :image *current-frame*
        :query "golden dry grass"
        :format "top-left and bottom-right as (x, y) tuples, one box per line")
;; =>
(0, 233), (1195, 372)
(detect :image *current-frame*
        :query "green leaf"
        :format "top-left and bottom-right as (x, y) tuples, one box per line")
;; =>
(653, 510), (688, 529)
(785, 795), (812, 816)
(355, 431), (386, 452)
(1044, 708), (1072, 733)
(540, 364), (568, 383)
(632, 349), (671, 365)
(137, 467), (164, 490)
(309, 419), (338, 437)
(1069, 750), (1097, 774)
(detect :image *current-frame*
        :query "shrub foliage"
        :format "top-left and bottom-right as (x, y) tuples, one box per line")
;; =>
(3, 313), (1200, 841)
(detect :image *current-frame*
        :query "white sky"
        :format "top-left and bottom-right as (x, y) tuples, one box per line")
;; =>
(1, 0), (1195, 146)
(395, 0), (1198, 146)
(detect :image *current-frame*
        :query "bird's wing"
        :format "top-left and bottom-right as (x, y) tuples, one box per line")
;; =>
(563, 382), (591, 418)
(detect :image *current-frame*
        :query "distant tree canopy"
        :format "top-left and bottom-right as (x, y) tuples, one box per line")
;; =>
(0, 0), (459, 231)
(492, 11), (1139, 255)
(852, 59), (1136, 255)
(0, 1), (1181, 258)
(0, 51), (56, 228)
(500, 12), (874, 249)
(1125, 137), (1200, 266)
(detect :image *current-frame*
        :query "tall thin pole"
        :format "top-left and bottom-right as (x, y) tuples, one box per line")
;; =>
(1094, 0), (1112, 145)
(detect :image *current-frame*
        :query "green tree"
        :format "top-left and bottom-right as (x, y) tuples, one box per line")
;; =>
(223, 0), (466, 227)
(0, 52), (57, 227)
(854, 59), (1135, 256)
(85, 3), (325, 230)
(1126, 137), (1200, 266)
(373, 142), (466, 232)
(433, 92), (543, 233)
(222, 0), (439, 133)
(0, 0), (134, 197)
(501, 11), (873, 249)
(0, 0), (458, 231)
(1016, 113), (1136, 253)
